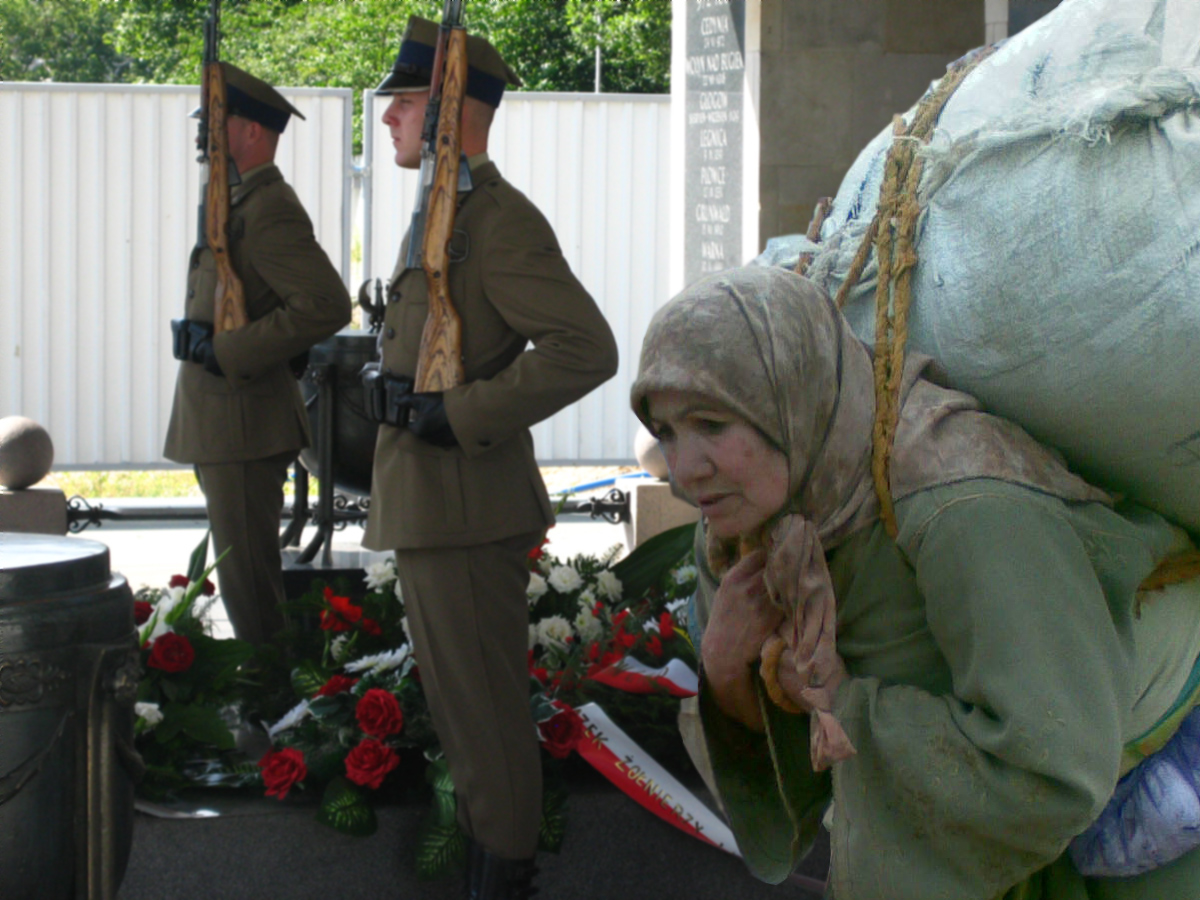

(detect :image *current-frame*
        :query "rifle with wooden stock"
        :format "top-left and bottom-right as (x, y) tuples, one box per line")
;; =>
(198, 0), (248, 335)
(409, 0), (468, 392)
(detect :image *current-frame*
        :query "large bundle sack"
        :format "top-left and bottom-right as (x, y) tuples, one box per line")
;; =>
(764, 0), (1200, 533)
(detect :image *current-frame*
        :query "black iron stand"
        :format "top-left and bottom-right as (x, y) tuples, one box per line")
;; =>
(281, 361), (370, 568)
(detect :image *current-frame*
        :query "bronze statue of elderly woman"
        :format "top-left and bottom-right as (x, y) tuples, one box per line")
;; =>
(630, 266), (1200, 900)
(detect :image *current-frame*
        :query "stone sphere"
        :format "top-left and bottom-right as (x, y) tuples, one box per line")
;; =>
(0, 416), (55, 490)
(634, 423), (669, 480)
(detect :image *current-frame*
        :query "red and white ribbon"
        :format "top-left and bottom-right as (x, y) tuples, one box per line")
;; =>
(587, 657), (699, 697)
(575, 702), (740, 856)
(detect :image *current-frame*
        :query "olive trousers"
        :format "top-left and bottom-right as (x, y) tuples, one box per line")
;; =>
(394, 530), (543, 860)
(195, 450), (295, 646)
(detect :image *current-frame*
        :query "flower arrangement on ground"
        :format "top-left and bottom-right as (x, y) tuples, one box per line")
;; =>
(132, 523), (698, 879)
(133, 534), (255, 795)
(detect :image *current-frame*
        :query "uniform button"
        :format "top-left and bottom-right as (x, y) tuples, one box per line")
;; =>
(188, 289), (195, 298)
(386, 327), (396, 339)
(190, 258), (199, 270)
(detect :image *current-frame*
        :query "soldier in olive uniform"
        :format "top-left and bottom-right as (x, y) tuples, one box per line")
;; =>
(165, 64), (352, 647)
(363, 19), (618, 899)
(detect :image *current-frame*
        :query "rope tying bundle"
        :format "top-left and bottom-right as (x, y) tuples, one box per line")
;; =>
(821, 49), (993, 537)
(797, 46), (1200, 589)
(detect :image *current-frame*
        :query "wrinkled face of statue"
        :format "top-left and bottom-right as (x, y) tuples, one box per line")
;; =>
(645, 389), (790, 540)
(381, 90), (430, 170)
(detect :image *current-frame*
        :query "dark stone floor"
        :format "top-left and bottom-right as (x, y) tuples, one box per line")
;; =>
(117, 774), (829, 900)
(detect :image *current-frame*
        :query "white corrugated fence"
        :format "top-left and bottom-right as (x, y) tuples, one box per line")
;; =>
(0, 83), (669, 467)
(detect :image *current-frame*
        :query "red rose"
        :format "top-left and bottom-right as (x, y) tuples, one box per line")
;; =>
(361, 618), (382, 636)
(320, 591), (363, 632)
(258, 747), (307, 800)
(169, 574), (189, 589)
(539, 701), (584, 759)
(644, 635), (663, 658)
(355, 688), (404, 738)
(316, 675), (359, 698)
(201, 578), (216, 596)
(658, 612), (675, 639)
(615, 630), (638, 649)
(345, 738), (400, 789)
(133, 600), (153, 625)
(146, 632), (195, 673)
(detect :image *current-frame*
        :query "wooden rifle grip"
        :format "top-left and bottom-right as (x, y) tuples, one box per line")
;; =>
(205, 63), (249, 335)
(414, 27), (468, 392)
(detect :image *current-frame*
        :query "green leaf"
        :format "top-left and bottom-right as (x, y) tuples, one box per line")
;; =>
(415, 761), (464, 880)
(187, 634), (255, 689)
(160, 703), (236, 750)
(610, 522), (696, 598)
(316, 776), (377, 837)
(308, 694), (353, 722)
(185, 531), (210, 584)
(425, 757), (455, 794)
(291, 661), (331, 699)
(538, 785), (568, 854)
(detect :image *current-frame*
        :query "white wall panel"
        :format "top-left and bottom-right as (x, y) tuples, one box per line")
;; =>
(0, 83), (353, 466)
(364, 92), (670, 464)
(1, 86), (663, 468)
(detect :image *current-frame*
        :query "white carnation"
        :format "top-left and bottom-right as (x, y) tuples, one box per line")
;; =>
(596, 570), (622, 601)
(672, 565), (698, 585)
(135, 701), (163, 728)
(343, 646), (411, 675)
(330, 634), (351, 664)
(528, 624), (539, 650)
(573, 605), (603, 643)
(401, 616), (413, 646)
(547, 565), (583, 594)
(267, 699), (312, 739)
(536, 615), (574, 648)
(364, 560), (397, 592)
(538, 556), (553, 575)
(578, 587), (596, 608)
(666, 597), (688, 615)
(394, 577), (404, 602)
(526, 572), (548, 603)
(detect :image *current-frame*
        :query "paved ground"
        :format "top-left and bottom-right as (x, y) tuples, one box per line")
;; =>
(117, 773), (830, 900)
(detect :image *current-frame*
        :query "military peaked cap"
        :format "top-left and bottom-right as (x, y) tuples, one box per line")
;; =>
(222, 63), (305, 133)
(376, 15), (522, 108)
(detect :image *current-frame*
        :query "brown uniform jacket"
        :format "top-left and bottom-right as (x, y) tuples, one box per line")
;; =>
(163, 164), (352, 464)
(363, 160), (619, 550)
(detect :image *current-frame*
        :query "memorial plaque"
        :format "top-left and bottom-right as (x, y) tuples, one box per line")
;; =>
(684, 0), (747, 286)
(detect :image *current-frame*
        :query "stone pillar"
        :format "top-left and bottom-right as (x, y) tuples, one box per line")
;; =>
(671, 1), (990, 285)
(757, 0), (985, 245)
(671, 0), (760, 293)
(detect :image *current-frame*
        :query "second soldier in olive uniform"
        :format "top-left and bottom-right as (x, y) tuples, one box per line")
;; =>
(363, 18), (618, 900)
(165, 64), (352, 646)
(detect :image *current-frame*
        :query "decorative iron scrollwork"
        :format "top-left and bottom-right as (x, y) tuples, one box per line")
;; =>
(0, 658), (70, 708)
(66, 494), (104, 533)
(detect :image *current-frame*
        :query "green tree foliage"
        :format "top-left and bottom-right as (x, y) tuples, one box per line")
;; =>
(0, 0), (127, 82)
(4, 0), (671, 151)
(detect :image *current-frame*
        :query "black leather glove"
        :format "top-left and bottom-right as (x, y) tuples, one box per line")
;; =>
(401, 391), (457, 448)
(171, 319), (223, 376)
(186, 322), (224, 377)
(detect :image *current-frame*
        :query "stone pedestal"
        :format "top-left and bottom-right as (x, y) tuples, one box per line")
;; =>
(622, 480), (700, 550)
(0, 486), (68, 535)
